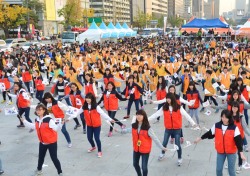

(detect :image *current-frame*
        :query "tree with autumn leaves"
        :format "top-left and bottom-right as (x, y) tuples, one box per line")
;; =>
(0, 0), (29, 38)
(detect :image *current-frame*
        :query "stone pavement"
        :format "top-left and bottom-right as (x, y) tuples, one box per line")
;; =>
(0, 85), (249, 176)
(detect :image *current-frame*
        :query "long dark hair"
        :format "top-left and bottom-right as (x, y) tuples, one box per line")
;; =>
(231, 101), (241, 123)
(107, 81), (116, 91)
(229, 90), (241, 103)
(157, 76), (166, 90)
(187, 81), (197, 92)
(220, 109), (234, 125)
(132, 109), (150, 130)
(42, 92), (57, 106)
(83, 93), (97, 110)
(163, 93), (180, 111)
(84, 73), (94, 84)
(236, 77), (245, 92)
(34, 103), (50, 117)
(69, 82), (80, 94)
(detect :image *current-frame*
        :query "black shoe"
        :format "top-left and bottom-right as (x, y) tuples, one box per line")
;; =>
(74, 124), (81, 130)
(0, 170), (4, 175)
(83, 129), (86, 134)
(17, 124), (25, 128)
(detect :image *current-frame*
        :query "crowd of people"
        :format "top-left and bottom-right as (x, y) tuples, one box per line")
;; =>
(0, 35), (250, 176)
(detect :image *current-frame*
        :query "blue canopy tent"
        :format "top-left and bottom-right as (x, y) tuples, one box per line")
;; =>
(115, 22), (126, 37)
(182, 18), (229, 28)
(107, 22), (119, 38)
(122, 23), (137, 37)
(99, 21), (111, 39)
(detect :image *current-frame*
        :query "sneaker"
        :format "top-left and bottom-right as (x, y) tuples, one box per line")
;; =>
(0, 170), (4, 175)
(17, 124), (25, 128)
(158, 153), (165, 161)
(87, 147), (96, 153)
(29, 129), (34, 133)
(34, 169), (43, 175)
(0, 100), (6, 104)
(200, 107), (205, 112)
(180, 137), (184, 144)
(58, 173), (63, 176)
(123, 116), (130, 119)
(74, 124), (81, 130)
(121, 125), (126, 129)
(170, 138), (174, 144)
(177, 159), (182, 166)
(68, 143), (72, 148)
(141, 106), (144, 109)
(244, 145), (249, 152)
(83, 129), (86, 134)
(224, 164), (228, 169)
(7, 101), (13, 105)
(236, 166), (242, 174)
(97, 152), (102, 158)
(108, 132), (112, 137)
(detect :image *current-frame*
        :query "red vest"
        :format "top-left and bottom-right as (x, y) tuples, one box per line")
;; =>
(51, 102), (64, 118)
(186, 92), (200, 109)
(125, 86), (140, 100)
(35, 117), (57, 144)
(163, 108), (182, 129)
(104, 93), (118, 111)
(84, 109), (101, 127)
(132, 128), (152, 154)
(227, 101), (244, 113)
(234, 118), (244, 139)
(70, 94), (85, 109)
(156, 88), (166, 100)
(0, 77), (11, 89)
(85, 84), (95, 96)
(241, 87), (249, 102)
(34, 78), (45, 91)
(22, 71), (32, 82)
(215, 122), (237, 154)
(17, 90), (30, 108)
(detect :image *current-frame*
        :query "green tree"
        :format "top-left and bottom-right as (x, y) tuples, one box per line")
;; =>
(133, 8), (152, 29)
(0, 0), (29, 37)
(168, 16), (183, 27)
(157, 15), (164, 28)
(58, 0), (83, 28)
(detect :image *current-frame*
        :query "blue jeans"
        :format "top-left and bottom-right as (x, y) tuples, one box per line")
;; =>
(80, 113), (86, 130)
(58, 95), (71, 106)
(243, 136), (248, 146)
(189, 109), (200, 124)
(116, 87), (121, 93)
(162, 129), (182, 159)
(19, 107), (31, 125)
(61, 123), (71, 144)
(36, 90), (44, 102)
(133, 151), (149, 176)
(127, 99), (140, 116)
(216, 153), (236, 176)
(108, 111), (123, 132)
(244, 109), (249, 125)
(87, 126), (101, 152)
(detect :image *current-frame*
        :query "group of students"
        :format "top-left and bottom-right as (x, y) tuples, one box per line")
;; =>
(0, 36), (250, 175)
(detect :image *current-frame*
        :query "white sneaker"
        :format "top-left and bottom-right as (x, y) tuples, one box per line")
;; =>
(34, 169), (43, 176)
(224, 164), (228, 169)
(67, 143), (72, 148)
(244, 145), (249, 152)
(177, 159), (182, 166)
(158, 153), (165, 161)
(236, 166), (242, 174)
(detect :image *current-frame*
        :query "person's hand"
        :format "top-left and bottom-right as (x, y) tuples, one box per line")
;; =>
(163, 147), (168, 152)
(0, 109), (2, 112)
(110, 120), (115, 123)
(126, 96), (130, 99)
(194, 137), (202, 144)
(240, 152), (246, 161)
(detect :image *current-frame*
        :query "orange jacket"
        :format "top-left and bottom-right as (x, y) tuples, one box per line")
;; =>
(34, 77), (45, 91)
(132, 128), (152, 154)
(163, 108), (182, 129)
(84, 109), (101, 127)
(186, 91), (200, 109)
(104, 93), (118, 111)
(51, 101), (64, 118)
(22, 71), (32, 82)
(0, 77), (11, 89)
(156, 88), (166, 100)
(17, 89), (30, 108)
(70, 91), (85, 109)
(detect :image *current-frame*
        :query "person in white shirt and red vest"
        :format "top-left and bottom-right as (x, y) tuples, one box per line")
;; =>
(21, 104), (63, 176)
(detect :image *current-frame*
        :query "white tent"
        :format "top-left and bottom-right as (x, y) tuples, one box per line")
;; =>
(115, 22), (126, 38)
(99, 21), (111, 39)
(78, 21), (103, 43)
(122, 23), (137, 37)
(236, 18), (250, 35)
(107, 22), (119, 38)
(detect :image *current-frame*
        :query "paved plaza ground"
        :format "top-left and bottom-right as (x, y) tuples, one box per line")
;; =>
(0, 85), (249, 176)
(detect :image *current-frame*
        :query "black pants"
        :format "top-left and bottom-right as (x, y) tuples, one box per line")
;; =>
(2, 91), (11, 101)
(204, 96), (218, 106)
(37, 142), (62, 174)
(133, 151), (149, 176)
(108, 111), (123, 132)
(127, 99), (140, 116)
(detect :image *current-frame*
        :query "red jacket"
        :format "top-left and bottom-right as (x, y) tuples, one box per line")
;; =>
(163, 108), (182, 129)
(22, 71), (32, 82)
(132, 128), (152, 154)
(186, 91), (200, 109)
(17, 89), (30, 108)
(156, 88), (166, 100)
(0, 77), (11, 90)
(51, 101), (64, 118)
(70, 91), (85, 109)
(34, 77), (45, 91)
(84, 109), (101, 127)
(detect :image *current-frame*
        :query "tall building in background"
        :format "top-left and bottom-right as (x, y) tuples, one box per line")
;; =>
(145, 0), (168, 18)
(168, 0), (184, 18)
(131, 0), (146, 24)
(184, 0), (193, 18)
(90, 0), (130, 23)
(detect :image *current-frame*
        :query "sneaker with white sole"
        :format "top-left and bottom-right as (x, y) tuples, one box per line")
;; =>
(177, 159), (182, 166)
(236, 166), (242, 174)
(68, 143), (72, 148)
(97, 152), (102, 158)
(158, 153), (165, 161)
(34, 169), (43, 175)
(58, 173), (63, 176)
(87, 147), (96, 153)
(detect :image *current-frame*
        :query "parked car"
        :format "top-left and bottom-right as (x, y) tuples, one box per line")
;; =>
(21, 42), (45, 51)
(0, 40), (6, 46)
(0, 45), (13, 52)
(5, 38), (27, 48)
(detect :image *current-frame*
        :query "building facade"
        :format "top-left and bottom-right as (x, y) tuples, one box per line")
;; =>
(90, 0), (130, 23)
(131, 0), (146, 24)
(145, 0), (168, 18)
(168, 0), (184, 18)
